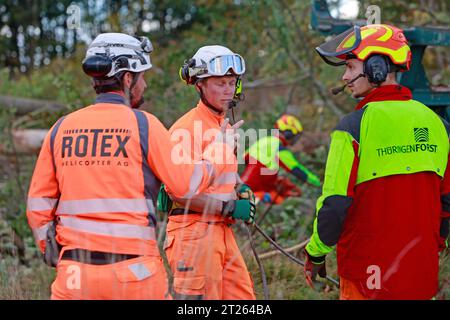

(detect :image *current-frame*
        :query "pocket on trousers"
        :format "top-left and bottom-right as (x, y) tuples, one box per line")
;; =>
(173, 276), (205, 300)
(114, 258), (157, 283)
(164, 234), (175, 251)
(163, 235), (175, 262)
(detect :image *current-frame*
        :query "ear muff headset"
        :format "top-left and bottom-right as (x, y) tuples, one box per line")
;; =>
(280, 130), (302, 145)
(82, 54), (131, 79)
(282, 130), (295, 140)
(363, 54), (392, 85)
(82, 54), (112, 78)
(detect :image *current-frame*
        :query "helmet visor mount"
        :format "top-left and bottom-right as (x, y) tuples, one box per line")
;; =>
(316, 25), (362, 66)
(136, 36), (153, 54)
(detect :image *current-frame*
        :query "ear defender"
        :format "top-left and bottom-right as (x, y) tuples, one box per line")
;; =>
(82, 54), (113, 78)
(179, 58), (197, 85)
(282, 130), (295, 140)
(363, 55), (391, 85)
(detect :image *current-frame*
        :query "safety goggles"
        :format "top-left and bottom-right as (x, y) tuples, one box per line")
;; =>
(208, 54), (245, 75)
(192, 54), (245, 77)
(316, 25), (362, 66)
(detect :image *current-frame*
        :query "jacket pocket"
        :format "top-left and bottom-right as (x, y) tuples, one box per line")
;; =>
(172, 276), (205, 300)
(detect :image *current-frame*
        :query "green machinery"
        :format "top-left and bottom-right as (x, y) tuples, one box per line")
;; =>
(311, 0), (450, 120)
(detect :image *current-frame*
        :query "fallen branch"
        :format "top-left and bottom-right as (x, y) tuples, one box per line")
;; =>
(0, 129), (48, 154)
(259, 238), (309, 260)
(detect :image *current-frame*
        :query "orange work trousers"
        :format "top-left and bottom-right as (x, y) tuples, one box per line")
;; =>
(51, 255), (170, 300)
(339, 277), (367, 300)
(164, 219), (256, 300)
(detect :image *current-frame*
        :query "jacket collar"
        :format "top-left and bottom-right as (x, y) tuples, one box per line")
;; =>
(355, 85), (413, 110)
(196, 100), (226, 122)
(95, 92), (129, 106)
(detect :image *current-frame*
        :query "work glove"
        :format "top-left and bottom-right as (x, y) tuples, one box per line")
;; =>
(157, 184), (173, 213)
(237, 183), (255, 202)
(237, 183), (257, 223)
(222, 199), (256, 224)
(303, 248), (327, 290)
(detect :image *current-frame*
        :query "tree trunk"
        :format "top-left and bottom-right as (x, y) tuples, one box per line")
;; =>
(0, 129), (48, 154)
(0, 95), (66, 114)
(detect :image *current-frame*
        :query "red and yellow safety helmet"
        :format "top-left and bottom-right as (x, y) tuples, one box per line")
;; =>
(275, 114), (303, 135)
(316, 24), (411, 71)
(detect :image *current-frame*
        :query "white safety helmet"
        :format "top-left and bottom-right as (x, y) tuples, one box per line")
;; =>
(82, 33), (153, 79)
(180, 45), (245, 84)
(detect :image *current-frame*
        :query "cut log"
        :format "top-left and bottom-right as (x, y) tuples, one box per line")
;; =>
(0, 129), (48, 154)
(0, 95), (66, 114)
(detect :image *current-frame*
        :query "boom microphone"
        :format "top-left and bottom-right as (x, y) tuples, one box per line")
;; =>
(330, 73), (365, 95)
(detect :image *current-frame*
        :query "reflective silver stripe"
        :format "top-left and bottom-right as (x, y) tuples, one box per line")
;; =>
(56, 198), (155, 215)
(32, 221), (52, 241)
(145, 199), (156, 216)
(27, 197), (58, 211)
(59, 216), (156, 240)
(170, 194), (223, 214)
(213, 172), (237, 186)
(128, 262), (152, 280)
(206, 192), (236, 202)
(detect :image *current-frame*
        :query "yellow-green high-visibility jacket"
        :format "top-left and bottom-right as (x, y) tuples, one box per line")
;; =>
(306, 85), (450, 299)
(241, 135), (321, 193)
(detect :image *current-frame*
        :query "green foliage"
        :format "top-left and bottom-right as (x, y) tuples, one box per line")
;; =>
(0, 256), (54, 299)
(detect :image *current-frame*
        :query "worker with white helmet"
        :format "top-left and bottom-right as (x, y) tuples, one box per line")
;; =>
(160, 45), (256, 300)
(26, 34), (242, 300)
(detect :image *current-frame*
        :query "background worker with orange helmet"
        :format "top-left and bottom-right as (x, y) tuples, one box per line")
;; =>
(304, 24), (450, 299)
(26, 33), (241, 300)
(161, 45), (256, 300)
(241, 114), (321, 205)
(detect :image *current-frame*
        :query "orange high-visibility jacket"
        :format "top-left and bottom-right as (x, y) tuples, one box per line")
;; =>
(167, 101), (238, 221)
(27, 93), (234, 255)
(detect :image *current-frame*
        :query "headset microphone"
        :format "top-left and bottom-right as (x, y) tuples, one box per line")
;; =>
(330, 73), (365, 95)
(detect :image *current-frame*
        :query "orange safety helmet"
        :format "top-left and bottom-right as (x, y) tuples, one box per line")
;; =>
(316, 24), (411, 71)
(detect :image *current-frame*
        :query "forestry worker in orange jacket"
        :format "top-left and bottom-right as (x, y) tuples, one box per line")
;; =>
(161, 45), (256, 300)
(26, 33), (240, 300)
